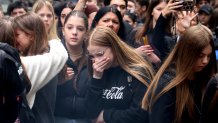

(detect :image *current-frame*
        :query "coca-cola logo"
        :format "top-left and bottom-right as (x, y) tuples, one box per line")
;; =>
(103, 86), (125, 99)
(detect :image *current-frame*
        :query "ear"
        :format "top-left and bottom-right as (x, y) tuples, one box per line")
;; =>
(29, 34), (34, 41)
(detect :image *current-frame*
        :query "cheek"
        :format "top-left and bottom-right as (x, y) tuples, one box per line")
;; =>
(96, 21), (104, 27)
(153, 11), (161, 20)
(78, 31), (86, 38)
(114, 25), (120, 33)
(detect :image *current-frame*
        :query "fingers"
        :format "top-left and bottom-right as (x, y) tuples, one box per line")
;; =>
(170, 1), (183, 10)
(168, 0), (173, 4)
(93, 57), (109, 73)
(190, 13), (198, 21)
(92, 57), (110, 79)
(162, 0), (183, 17)
(65, 67), (74, 80)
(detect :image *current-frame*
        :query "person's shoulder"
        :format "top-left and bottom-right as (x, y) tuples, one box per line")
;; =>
(0, 43), (20, 63)
(206, 74), (218, 91)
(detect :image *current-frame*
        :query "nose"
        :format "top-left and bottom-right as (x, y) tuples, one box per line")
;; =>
(72, 28), (77, 35)
(42, 16), (48, 21)
(107, 21), (113, 28)
(202, 56), (209, 65)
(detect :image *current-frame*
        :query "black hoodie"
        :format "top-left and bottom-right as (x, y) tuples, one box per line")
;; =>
(0, 43), (25, 123)
(85, 66), (149, 123)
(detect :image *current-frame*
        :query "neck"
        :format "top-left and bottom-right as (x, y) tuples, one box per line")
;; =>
(153, 19), (156, 29)
(66, 43), (83, 62)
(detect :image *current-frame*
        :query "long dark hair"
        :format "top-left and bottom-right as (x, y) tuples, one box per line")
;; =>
(91, 6), (125, 40)
(135, 0), (171, 42)
(63, 10), (89, 89)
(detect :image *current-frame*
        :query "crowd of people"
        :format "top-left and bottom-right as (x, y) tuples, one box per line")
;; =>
(0, 0), (218, 123)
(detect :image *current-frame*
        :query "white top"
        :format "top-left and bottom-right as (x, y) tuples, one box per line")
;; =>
(21, 39), (68, 108)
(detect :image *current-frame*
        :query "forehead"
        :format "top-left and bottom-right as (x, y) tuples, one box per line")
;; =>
(101, 12), (118, 19)
(201, 44), (212, 54)
(37, 6), (52, 14)
(61, 8), (72, 14)
(110, 0), (126, 5)
(87, 45), (107, 52)
(13, 8), (26, 12)
(65, 16), (85, 25)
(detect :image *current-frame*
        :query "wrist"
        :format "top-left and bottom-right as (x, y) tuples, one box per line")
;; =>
(93, 74), (102, 79)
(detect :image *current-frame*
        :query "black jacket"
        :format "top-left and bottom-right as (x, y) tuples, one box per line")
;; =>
(152, 14), (177, 61)
(200, 74), (218, 123)
(0, 43), (25, 123)
(31, 76), (58, 123)
(149, 68), (202, 123)
(54, 39), (91, 121)
(85, 66), (149, 123)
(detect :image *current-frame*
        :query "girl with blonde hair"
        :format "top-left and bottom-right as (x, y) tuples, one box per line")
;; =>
(32, 0), (59, 41)
(85, 26), (153, 123)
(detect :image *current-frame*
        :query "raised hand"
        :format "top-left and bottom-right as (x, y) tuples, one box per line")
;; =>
(175, 11), (198, 34)
(162, 0), (183, 18)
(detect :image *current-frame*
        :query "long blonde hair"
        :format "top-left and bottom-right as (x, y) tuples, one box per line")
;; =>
(32, 0), (59, 41)
(142, 24), (217, 123)
(88, 26), (154, 87)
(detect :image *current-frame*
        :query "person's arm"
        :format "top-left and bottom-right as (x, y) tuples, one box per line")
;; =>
(22, 39), (68, 108)
(74, 0), (87, 11)
(152, 0), (182, 61)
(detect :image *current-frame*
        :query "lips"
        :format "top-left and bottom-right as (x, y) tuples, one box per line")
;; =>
(70, 37), (78, 42)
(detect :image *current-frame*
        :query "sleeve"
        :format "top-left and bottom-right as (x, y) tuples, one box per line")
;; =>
(103, 78), (149, 123)
(0, 51), (24, 97)
(149, 89), (175, 123)
(22, 39), (68, 108)
(54, 68), (92, 119)
(85, 78), (106, 118)
(55, 77), (105, 119)
(152, 14), (173, 61)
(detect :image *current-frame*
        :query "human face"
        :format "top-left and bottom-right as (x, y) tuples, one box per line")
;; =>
(198, 0), (209, 8)
(134, 2), (142, 16)
(123, 15), (134, 27)
(193, 44), (212, 72)
(63, 16), (87, 47)
(127, 1), (135, 12)
(110, 0), (126, 16)
(87, 45), (116, 68)
(97, 12), (120, 34)
(15, 29), (32, 52)
(198, 13), (211, 26)
(60, 8), (72, 26)
(36, 6), (53, 33)
(11, 8), (26, 17)
(152, 2), (167, 23)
